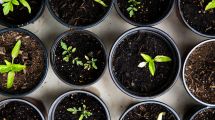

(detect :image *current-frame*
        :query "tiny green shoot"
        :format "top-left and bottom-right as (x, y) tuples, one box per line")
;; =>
(94, 0), (107, 7)
(67, 104), (92, 120)
(0, 40), (26, 89)
(61, 41), (76, 62)
(84, 55), (98, 70)
(1, 0), (31, 15)
(138, 53), (172, 76)
(72, 57), (83, 66)
(157, 112), (166, 120)
(205, 0), (215, 11)
(127, 0), (141, 17)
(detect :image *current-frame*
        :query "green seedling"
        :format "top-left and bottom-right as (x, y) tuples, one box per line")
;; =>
(157, 112), (166, 120)
(67, 104), (92, 120)
(127, 0), (140, 17)
(205, 0), (215, 11)
(138, 53), (172, 76)
(0, 40), (26, 89)
(61, 41), (76, 62)
(94, 0), (107, 7)
(72, 57), (83, 66)
(84, 55), (97, 70)
(1, 0), (31, 15)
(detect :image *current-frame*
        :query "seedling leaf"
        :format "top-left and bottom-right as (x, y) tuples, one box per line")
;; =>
(61, 41), (68, 50)
(0, 65), (10, 73)
(7, 71), (15, 89)
(154, 55), (172, 62)
(138, 62), (147, 68)
(148, 61), (155, 76)
(141, 53), (152, 62)
(19, 0), (31, 13)
(11, 40), (21, 60)
(205, 0), (215, 11)
(157, 112), (166, 120)
(94, 0), (108, 7)
(11, 64), (26, 72)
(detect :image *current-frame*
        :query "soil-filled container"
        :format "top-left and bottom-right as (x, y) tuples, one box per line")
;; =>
(120, 101), (180, 120)
(50, 30), (106, 87)
(0, 0), (45, 27)
(183, 39), (215, 106)
(109, 27), (181, 99)
(0, 28), (48, 96)
(47, 0), (113, 28)
(48, 90), (110, 120)
(115, 0), (174, 26)
(186, 107), (215, 120)
(178, 0), (215, 38)
(0, 98), (45, 120)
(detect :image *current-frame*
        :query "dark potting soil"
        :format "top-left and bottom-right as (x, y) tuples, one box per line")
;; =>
(112, 30), (178, 97)
(122, 103), (177, 120)
(0, 101), (42, 120)
(0, 0), (43, 25)
(49, 0), (111, 26)
(117, 0), (172, 25)
(180, 0), (215, 35)
(0, 31), (45, 94)
(53, 31), (106, 85)
(193, 108), (215, 120)
(54, 93), (107, 120)
(185, 41), (215, 104)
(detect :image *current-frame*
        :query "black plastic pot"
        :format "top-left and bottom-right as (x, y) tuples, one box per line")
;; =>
(120, 100), (180, 120)
(109, 27), (181, 99)
(0, 0), (45, 28)
(0, 28), (48, 97)
(50, 30), (107, 88)
(46, 0), (114, 29)
(115, 0), (175, 26)
(48, 90), (111, 120)
(0, 98), (46, 120)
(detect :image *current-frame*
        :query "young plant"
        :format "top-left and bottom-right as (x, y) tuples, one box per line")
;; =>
(1, 0), (31, 15)
(67, 104), (92, 120)
(138, 53), (172, 76)
(72, 57), (83, 66)
(61, 41), (76, 62)
(157, 112), (166, 120)
(94, 0), (107, 7)
(205, 0), (215, 11)
(127, 0), (140, 17)
(0, 40), (26, 89)
(84, 55), (98, 70)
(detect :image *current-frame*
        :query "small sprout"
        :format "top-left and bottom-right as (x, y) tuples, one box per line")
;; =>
(61, 41), (76, 63)
(94, 0), (107, 7)
(157, 112), (166, 120)
(205, 0), (215, 11)
(1, 0), (31, 15)
(138, 53), (172, 76)
(67, 104), (92, 120)
(72, 57), (83, 66)
(127, 0), (141, 17)
(84, 55), (97, 70)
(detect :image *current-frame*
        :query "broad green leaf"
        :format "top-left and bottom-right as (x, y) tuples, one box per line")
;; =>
(154, 55), (172, 62)
(61, 41), (67, 50)
(11, 40), (21, 60)
(148, 61), (155, 76)
(205, 0), (215, 11)
(138, 62), (147, 68)
(19, 0), (31, 13)
(12, 0), (19, 5)
(3, 2), (10, 15)
(129, 10), (134, 17)
(140, 53), (152, 62)
(11, 64), (26, 72)
(4, 60), (11, 65)
(7, 71), (15, 89)
(9, 2), (13, 12)
(72, 48), (76, 53)
(0, 65), (11, 73)
(63, 56), (69, 62)
(157, 112), (166, 120)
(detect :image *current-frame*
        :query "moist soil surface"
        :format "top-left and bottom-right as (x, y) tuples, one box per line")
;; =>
(53, 31), (106, 86)
(0, 101), (42, 120)
(180, 0), (215, 35)
(0, 31), (45, 95)
(54, 92), (107, 120)
(49, 0), (111, 26)
(185, 41), (215, 104)
(112, 30), (178, 97)
(0, 0), (43, 26)
(117, 0), (173, 25)
(193, 108), (215, 120)
(122, 103), (177, 120)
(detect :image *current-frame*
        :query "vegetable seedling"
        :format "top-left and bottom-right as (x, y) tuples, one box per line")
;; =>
(138, 53), (172, 76)
(67, 104), (92, 120)
(157, 112), (166, 120)
(84, 55), (98, 70)
(0, 40), (26, 89)
(61, 41), (76, 62)
(94, 0), (107, 7)
(0, 0), (31, 15)
(127, 0), (141, 17)
(205, 0), (215, 11)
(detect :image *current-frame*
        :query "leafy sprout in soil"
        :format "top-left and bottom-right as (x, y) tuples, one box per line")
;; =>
(0, 0), (31, 15)
(205, 0), (215, 11)
(138, 53), (172, 76)
(157, 112), (166, 120)
(0, 40), (26, 89)
(67, 104), (92, 120)
(94, 0), (108, 7)
(61, 41), (77, 62)
(84, 55), (98, 70)
(127, 0), (141, 17)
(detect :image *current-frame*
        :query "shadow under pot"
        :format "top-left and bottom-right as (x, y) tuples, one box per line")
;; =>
(183, 39), (215, 106)
(47, 0), (113, 28)
(0, 28), (48, 96)
(0, 99), (45, 120)
(48, 90), (110, 120)
(115, 0), (174, 26)
(109, 27), (181, 99)
(0, 0), (45, 27)
(51, 30), (106, 87)
(120, 101), (180, 120)
(187, 107), (215, 120)
(178, 0), (215, 38)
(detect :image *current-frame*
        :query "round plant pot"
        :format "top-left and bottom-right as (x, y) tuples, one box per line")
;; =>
(115, 0), (174, 26)
(0, 0), (45, 27)
(186, 107), (215, 120)
(178, 0), (215, 38)
(0, 98), (45, 120)
(48, 90), (111, 120)
(46, 0), (113, 29)
(0, 28), (48, 96)
(183, 39), (215, 106)
(120, 101), (180, 120)
(50, 30), (107, 87)
(109, 27), (181, 99)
